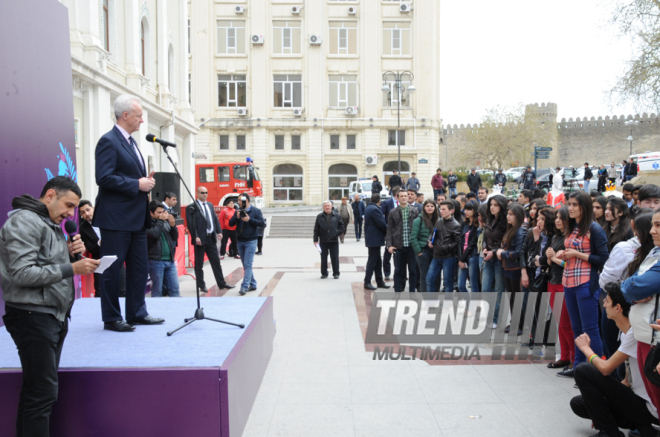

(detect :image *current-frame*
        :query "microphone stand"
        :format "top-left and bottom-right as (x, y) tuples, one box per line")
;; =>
(158, 144), (245, 336)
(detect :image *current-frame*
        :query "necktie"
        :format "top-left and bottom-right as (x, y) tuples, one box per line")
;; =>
(129, 137), (145, 174)
(201, 201), (213, 233)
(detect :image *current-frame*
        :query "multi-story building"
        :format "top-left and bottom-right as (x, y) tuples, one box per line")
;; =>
(62, 0), (198, 203)
(189, 0), (441, 207)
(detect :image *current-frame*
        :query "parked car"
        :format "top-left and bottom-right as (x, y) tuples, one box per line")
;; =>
(349, 179), (390, 204)
(505, 166), (529, 181)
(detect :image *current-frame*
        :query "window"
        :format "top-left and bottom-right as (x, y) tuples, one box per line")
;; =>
(273, 164), (303, 202)
(236, 135), (246, 150)
(388, 130), (406, 147)
(199, 167), (215, 183)
(382, 73), (412, 107)
(217, 21), (246, 54)
(273, 75), (302, 107)
(273, 21), (301, 55)
(218, 166), (230, 182)
(330, 135), (340, 150)
(219, 135), (229, 150)
(383, 22), (411, 56)
(168, 44), (175, 95)
(275, 135), (284, 150)
(103, 0), (110, 52)
(140, 20), (146, 76)
(218, 75), (247, 107)
(347, 134), (356, 150)
(292, 135), (301, 150)
(328, 164), (358, 200)
(234, 166), (247, 180)
(329, 75), (358, 108)
(329, 22), (357, 55)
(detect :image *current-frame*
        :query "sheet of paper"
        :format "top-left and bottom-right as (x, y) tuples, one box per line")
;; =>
(95, 255), (118, 274)
(316, 243), (322, 253)
(92, 226), (101, 241)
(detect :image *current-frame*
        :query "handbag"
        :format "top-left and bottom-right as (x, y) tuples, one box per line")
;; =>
(643, 294), (660, 387)
(531, 268), (549, 293)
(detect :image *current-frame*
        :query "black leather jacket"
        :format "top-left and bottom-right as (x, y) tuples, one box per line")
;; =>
(494, 173), (507, 186)
(313, 211), (345, 243)
(146, 218), (179, 261)
(428, 216), (461, 259)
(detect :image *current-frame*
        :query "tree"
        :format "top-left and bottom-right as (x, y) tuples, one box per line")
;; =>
(453, 104), (555, 171)
(609, 0), (660, 111)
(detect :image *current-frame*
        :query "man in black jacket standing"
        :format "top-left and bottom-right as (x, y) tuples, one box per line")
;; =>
(313, 201), (345, 279)
(494, 169), (507, 191)
(386, 190), (420, 292)
(388, 170), (403, 193)
(425, 201), (461, 292)
(79, 200), (102, 297)
(371, 175), (383, 196)
(363, 193), (390, 290)
(146, 201), (179, 297)
(467, 168), (482, 195)
(229, 194), (267, 295)
(583, 162), (593, 192)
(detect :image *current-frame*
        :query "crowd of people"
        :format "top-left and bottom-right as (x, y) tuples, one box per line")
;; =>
(313, 166), (660, 436)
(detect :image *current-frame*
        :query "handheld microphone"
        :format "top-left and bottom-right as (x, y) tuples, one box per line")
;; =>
(146, 134), (177, 148)
(64, 220), (82, 261)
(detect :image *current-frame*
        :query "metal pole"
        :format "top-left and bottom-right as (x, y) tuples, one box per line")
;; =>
(397, 73), (401, 174)
(630, 128), (633, 156)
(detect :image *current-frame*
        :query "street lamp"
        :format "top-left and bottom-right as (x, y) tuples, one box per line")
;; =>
(625, 119), (639, 156)
(381, 71), (415, 174)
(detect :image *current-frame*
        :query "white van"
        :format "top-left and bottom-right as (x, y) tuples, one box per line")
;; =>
(630, 151), (660, 174)
(349, 179), (391, 204)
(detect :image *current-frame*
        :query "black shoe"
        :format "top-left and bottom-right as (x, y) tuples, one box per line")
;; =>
(504, 325), (511, 334)
(199, 287), (208, 293)
(557, 367), (575, 378)
(321, 275), (328, 279)
(104, 321), (135, 332)
(376, 282), (391, 289)
(219, 284), (235, 289)
(588, 428), (623, 436)
(127, 315), (165, 325)
(239, 289), (248, 296)
(364, 283), (377, 290)
(333, 274), (340, 279)
(248, 286), (257, 291)
(256, 251), (263, 255)
(384, 276), (391, 281)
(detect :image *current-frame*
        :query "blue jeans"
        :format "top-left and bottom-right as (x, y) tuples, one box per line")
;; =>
(448, 187), (457, 197)
(564, 282), (602, 368)
(583, 180), (590, 192)
(426, 257), (457, 293)
(458, 255), (480, 293)
(416, 250), (433, 293)
(149, 260), (180, 297)
(481, 257), (504, 324)
(237, 239), (258, 291)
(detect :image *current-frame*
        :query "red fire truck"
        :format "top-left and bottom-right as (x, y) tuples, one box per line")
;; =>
(195, 158), (264, 208)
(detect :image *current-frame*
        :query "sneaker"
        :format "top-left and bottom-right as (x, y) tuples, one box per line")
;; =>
(492, 323), (497, 329)
(557, 367), (575, 378)
(239, 289), (248, 296)
(256, 251), (263, 255)
(248, 286), (257, 291)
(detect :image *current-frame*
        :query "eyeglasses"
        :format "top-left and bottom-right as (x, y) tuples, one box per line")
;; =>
(200, 191), (208, 194)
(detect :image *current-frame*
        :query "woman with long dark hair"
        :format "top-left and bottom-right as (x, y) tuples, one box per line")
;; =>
(528, 199), (547, 227)
(482, 195), (509, 327)
(621, 210), (660, 413)
(496, 203), (527, 335)
(411, 200), (439, 293)
(458, 201), (480, 293)
(592, 196), (607, 229)
(556, 191), (609, 377)
(603, 197), (634, 252)
(542, 207), (575, 369)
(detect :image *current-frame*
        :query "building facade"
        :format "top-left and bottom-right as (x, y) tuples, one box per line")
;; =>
(189, 0), (441, 207)
(62, 0), (198, 203)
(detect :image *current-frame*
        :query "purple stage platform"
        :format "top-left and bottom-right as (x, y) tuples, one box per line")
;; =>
(0, 297), (275, 437)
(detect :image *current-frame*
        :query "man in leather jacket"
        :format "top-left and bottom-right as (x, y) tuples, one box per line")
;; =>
(386, 190), (420, 292)
(313, 201), (345, 279)
(425, 200), (461, 292)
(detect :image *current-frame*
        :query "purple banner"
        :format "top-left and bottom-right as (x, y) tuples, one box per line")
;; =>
(0, 0), (76, 322)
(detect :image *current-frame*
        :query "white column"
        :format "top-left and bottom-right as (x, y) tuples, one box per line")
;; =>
(124, 0), (142, 92)
(178, 0), (191, 115)
(82, 84), (113, 201)
(156, 0), (169, 100)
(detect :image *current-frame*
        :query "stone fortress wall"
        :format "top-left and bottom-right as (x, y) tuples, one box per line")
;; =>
(441, 102), (660, 169)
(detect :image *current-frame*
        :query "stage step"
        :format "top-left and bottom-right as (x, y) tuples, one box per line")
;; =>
(267, 215), (358, 239)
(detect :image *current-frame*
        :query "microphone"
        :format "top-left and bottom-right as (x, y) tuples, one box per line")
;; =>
(64, 220), (82, 261)
(146, 134), (176, 148)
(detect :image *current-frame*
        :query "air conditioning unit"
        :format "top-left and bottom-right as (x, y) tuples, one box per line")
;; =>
(348, 6), (357, 14)
(235, 6), (245, 14)
(291, 6), (301, 14)
(399, 3), (413, 12)
(365, 155), (378, 166)
(309, 34), (322, 45)
(293, 108), (304, 117)
(251, 35), (264, 44)
(345, 106), (358, 115)
(237, 108), (248, 116)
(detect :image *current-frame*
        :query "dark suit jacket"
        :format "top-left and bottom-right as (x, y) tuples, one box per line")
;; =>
(364, 203), (387, 248)
(380, 197), (397, 223)
(186, 200), (222, 244)
(93, 126), (150, 231)
(79, 219), (101, 259)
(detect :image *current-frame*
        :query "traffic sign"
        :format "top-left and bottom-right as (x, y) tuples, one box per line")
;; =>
(535, 152), (550, 156)
(536, 156), (550, 160)
(535, 147), (553, 152)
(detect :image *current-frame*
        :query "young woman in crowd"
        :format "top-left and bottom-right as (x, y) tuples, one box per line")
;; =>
(411, 200), (439, 293)
(556, 191), (609, 378)
(482, 195), (509, 327)
(458, 201), (480, 293)
(604, 197), (634, 253)
(528, 198), (546, 227)
(496, 203), (527, 335)
(592, 196), (608, 229)
(542, 207), (574, 369)
(477, 204), (488, 277)
(621, 209), (660, 412)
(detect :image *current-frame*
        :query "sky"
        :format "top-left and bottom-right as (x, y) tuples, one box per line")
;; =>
(440, 0), (643, 126)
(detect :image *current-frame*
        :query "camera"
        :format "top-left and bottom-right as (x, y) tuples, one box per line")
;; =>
(237, 197), (248, 218)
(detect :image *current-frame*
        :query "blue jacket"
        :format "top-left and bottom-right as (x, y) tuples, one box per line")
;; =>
(364, 203), (387, 248)
(228, 205), (267, 241)
(380, 197), (397, 223)
(93, 126), (151, 231)
(500, 226), (527, 270)
(352, 199), (366, 219)
(621, 248), (660, 302)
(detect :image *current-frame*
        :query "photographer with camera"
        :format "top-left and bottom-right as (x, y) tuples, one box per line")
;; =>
(229, 194), (267, 295)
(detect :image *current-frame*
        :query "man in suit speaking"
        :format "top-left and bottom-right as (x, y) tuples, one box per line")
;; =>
(186, 186), (235, 293)
(93, 94), (164, 332)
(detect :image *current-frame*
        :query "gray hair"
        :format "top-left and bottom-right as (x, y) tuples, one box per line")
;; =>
(322, 200), (333, 207)
(113, 94), (142, 119)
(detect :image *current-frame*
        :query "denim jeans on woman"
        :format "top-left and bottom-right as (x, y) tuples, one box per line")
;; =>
(458, 255), (480, 293)
(564, 281), (602, 368)
(416, 249), (433, 293)
(481, 258), (504, 324)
